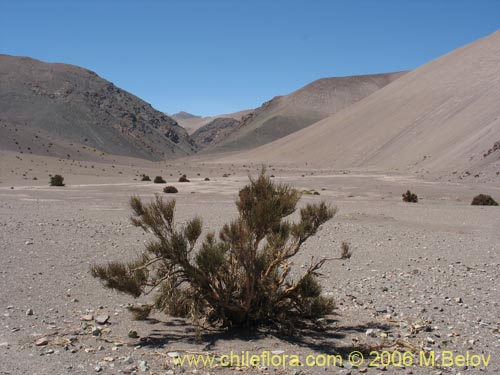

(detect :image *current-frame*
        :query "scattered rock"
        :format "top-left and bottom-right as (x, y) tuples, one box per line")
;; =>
(91, 326), (101, 336)
(35, 337), (49, 346)
(81, 314), (94, 321)
(128, 330), (139, 339)
(138, 360), (149, 372)
(95, 314), (110, 325)
(26, 308), (33, 316)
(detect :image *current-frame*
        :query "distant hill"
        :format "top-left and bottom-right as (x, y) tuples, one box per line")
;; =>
(0, 54), (197, 161)
(204, 72), (406, 153)
(172, 111), (200, 120)
(221, 30), (500, 182)
(172, 109), (252, 134)
(191, 117), (240, 148)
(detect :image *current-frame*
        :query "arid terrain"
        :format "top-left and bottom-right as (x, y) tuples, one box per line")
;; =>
(1, 23), (500, 375)
(0, 154), (499, 374)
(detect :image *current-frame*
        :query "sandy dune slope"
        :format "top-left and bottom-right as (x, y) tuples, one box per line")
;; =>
(220, 30), (500, 181)
(205, 72), (406, 152)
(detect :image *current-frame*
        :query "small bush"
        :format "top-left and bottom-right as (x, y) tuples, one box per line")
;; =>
(471, 194), (498, 206)
(340, 242), (352, 259)
(178, 174), (190, 182)
(141, 175), (151, 181)
(402, 190), (418, 203)
(154, 176), (166, 184)
(163, 186), (178, 194)
(49, 174), (65, 187)
(92, 170), (337, 330)
(204, 177), (210, 181)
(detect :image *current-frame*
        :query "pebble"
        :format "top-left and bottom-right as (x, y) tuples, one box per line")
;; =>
(128, 329), (139, 339)
(81, 314), (94, 321)
(26, 308), (33, 316)
(91, 326), (101, 336)
(94, 365), (103, 372)
(35, 337), (49, 346)
(95, 314), (110, 325)
(138, 360), (149, 372)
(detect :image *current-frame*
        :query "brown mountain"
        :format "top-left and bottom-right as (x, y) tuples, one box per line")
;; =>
(221, 30), (500, 181)
(0, 54), (196, 161)
(204, 72), (406, 153)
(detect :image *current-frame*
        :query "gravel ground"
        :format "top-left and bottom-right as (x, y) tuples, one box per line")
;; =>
(0, 170), (499, 375)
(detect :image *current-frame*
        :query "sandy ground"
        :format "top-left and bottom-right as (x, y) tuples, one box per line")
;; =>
(1, 160), (500, 375)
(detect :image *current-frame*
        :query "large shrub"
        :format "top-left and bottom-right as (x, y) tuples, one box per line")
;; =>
(471, 194), (498, 206)
(91, 171), (336, 329)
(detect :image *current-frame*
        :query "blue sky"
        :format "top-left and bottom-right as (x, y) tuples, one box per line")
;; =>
(1, 0), (500, 116)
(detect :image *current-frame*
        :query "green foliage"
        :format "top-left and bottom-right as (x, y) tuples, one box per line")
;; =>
(471, 194), (498, 206)
(163, 186), (178, 194)
(402, 190), (418, 203)
(154, 176), (166, 184)
(49, 174), (65, 186)
(91, 170), (337, 329)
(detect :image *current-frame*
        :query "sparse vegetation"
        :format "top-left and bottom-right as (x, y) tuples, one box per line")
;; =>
(49, 174), (65, 187)
(178, 174), (190, 182)
(402, 190), (418, 203)
(340, 242), (352, 259)
(141, 175), (151, 182)
(204, 177), (210, 181)
(471, 194), (498, 206)
(154, 176), (166, 184)
(91, 171), (337, 329)
(163, 186), (178, 194)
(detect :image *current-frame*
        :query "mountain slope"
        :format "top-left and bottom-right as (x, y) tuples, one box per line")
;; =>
(222, 30), (500, 180)
(0, 55), (196, 161)
(205, 72), (406, 153)
(172, 109), (252, 134)
(191, 117), (240, 148)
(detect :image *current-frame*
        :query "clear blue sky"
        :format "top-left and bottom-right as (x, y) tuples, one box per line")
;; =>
(1, 0), (500, 116)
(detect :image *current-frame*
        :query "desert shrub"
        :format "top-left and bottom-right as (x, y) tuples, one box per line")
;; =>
(471, 194), (498, 206)
(402, 190), (418, 203)
(163, 186), (178, 194)
(340, 242), (352, 259)
(91, 171), (337, 329)
(204, 177), (210, 181)
(49, 174), (65, 187)
(154, 176), (166, 184)
(141, 175), (151, 181)
(178, 174), (190, 182)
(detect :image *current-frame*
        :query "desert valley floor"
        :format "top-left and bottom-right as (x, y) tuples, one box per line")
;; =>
(0, 156), (499, 375)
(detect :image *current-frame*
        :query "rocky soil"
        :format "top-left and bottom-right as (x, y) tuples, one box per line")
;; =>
(0, 168), (499, 374)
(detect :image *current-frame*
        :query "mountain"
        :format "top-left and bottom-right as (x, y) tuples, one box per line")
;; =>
(220, 30), (500, 180)
(0, 54), (196, 161)
(204, 72), (406, 153)
(172, 111), (199, 120)
(172, 109), (252, 134)
(191, 117), (240, 148)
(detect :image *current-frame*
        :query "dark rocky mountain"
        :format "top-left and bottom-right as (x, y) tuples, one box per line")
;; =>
(0, 54), (197, 161)
(191, 117), (240, 148)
